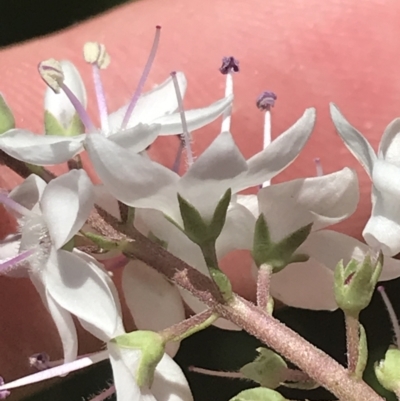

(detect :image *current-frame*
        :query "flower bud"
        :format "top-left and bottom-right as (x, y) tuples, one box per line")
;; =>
(334, 252), (383, 316)
(230, 388), (287, 401)
(0, 94), (15, 134)
(375, 347), (400, 393)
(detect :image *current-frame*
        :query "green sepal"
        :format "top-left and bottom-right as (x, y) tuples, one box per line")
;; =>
(240, 348), (287, 389)
(209, 265), (233, 301)
(229, 388), (287, 401)
(355, 324), (368, 379)
(61, 236), (75, 252)
(375, 347), (400, 393)
(45, 111), (84, 136)
(111, 330), (164, 387)
(83, 231), (125, 251)
(282, 379), (319, 390)
(66, 113), (85, 136)
(334, 252), (383, 316)
(0, 94), (15, 134)
(208, 188), (232, 240)
(252, 214), (312, 272)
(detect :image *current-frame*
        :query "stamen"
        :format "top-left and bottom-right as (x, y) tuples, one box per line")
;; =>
(378, 286), (400, 348)
(219, 57), (239, 133)
(88, 385), (116, 401)
(189, 366), (244, 379)
(0, 249), (34, 274)
(171, 72), (194, 167)
(29, 352), (60, 371)
(257, 91), (277, 188)
(0, 377), (10, 399)
(314, 158), (324, 177)
(39, 59), (96, 132)
(0, 193), (33, 217)
(172, 140), (184, 173)
(84, 42), (110, 132)
(121, 26), (161, 129)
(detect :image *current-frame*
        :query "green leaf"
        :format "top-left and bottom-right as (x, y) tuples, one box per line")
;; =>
(0, 93), (15, 134)
(230, 388), (287, 401)
(252, 214), (272, 267)
(209, 188), (232, 240)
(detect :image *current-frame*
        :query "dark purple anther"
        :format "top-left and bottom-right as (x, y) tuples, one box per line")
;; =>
(256, 91), (277, 111)
(0, 377), (10, 399)
(219, 56), (240, 74)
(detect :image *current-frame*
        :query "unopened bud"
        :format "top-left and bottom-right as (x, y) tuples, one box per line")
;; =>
(83, 42), (110, 69)
(38, 59), (64, 93)
(375, 347), (400, 393)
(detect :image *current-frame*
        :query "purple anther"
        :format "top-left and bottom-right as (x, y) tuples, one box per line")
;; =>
(219, 56), (240, 74)
(256, 91), (277, 111)
(0, 377), (10, 399)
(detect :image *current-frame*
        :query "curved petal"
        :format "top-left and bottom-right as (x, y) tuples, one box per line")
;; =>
(236, 108), (316, 190)
(30, 273), (78, 363)
(152, 353), (193, 401)
(0, 129), (85, 165)
(44, 248), (122, 341)
(299, 230), (400, 281)
(85, 134), (179, 215)
(108, 72), (187, 130)
(45, 60), (87, 129)
(155, 95), (234, 136)
(122, 260), (185, 357)
(40, 169), (94, 249)
(256, 167), (359, 242)
(378, 118), (400, 165)
(109, 123), (161, 153)
(9, 174), (47, 213)
(330, 103), (377, 177)
(267, 260), (337, 310)
(235, 194), (259, 217)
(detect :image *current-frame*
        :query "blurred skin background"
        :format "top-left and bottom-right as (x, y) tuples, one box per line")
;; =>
(1, 0), (400, 399)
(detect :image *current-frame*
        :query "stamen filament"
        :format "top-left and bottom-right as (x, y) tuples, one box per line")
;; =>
(89, 385), (116, 401)
(171, 71), (194, 167)
(314, 158), (323, 177)
(92, 65), (110, 133)
(121, 26), (161, 129)
(221, 72), (233, 133)
(0, 249), (34, 273)
(378, 286), (400, 348)
(172, 140), (185, 173)
(189, 366), (244, 379)
(0, 194), (33, 217)
(262, 110), (271, 187)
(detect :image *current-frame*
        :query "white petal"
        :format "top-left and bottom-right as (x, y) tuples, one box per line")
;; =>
(179, 131), (247, 219)
(108, 73), (187, 130)
(44, 248), (122, 341)
(152, 353), (193, 401)
(30, 273), (78, 363)
(108, 344), (146, 401)
(40, 169), (94, 249)
(299, 230), (400, 281)
(330, 103), (376, 177)
(155, 95), (233, 136)
(268, 260), (336, 310)
(0, 129), (85, 165)
(85, 134), (178, 215)
(256, 167), (359, 242)
(45, 60), (87, 128)
(9, 174), (47, 213)
(109, 123), (161, 152)
(122, 260), (185, 357)
(378, 118), (400, 165)
(93, 184), (121, 220)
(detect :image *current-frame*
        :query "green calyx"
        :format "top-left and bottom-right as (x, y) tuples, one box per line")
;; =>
(252, 214), (311, 272)
(229, 388), (287, 401)
(375, 347), (400, 393)
(45, 110), (84, 136)
(334, 252), (383, 316)
(0, 94), (15, 134)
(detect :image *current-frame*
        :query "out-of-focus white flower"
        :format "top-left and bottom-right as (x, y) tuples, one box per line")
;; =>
(330, 103), (400, 256)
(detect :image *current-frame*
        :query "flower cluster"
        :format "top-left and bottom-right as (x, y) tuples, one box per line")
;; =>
(0, 27), (400, 401)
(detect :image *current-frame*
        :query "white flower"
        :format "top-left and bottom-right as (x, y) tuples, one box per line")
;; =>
(0, 61), (233, 166)
(330, 103), (400, 256)
(237, 167), (400, 310)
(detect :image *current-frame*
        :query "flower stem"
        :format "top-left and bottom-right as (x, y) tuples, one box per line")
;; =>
(257, 263), (272, 311)
(345, 313), (360, 374)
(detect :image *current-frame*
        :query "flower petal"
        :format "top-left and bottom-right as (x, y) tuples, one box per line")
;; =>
(85, 134), (178, 215)
(93, 184), (121, 220)
(155, 95), (234, 136)
(236, 108), (316, 190)
(330, 103), (377, 177)
(44, 248), (122, 341)
(152, 353), (193, 401)
(122, 260), (185, 357)
(0, 129), (85, 165)
(45, 60), (87, 128)
(40, 169), (94, 249)
(108, 72), (187, 130)
(109, 123), (161, 153)
(256, 167), (359, 242)
(378, 118), (400, 165)
(299, 230), (400, 281)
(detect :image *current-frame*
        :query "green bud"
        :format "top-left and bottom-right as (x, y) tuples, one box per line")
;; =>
(208, 188), (232, 240)
(240, 348), (287, 389)
(375, 347), (400, 393)
(252, 214), (312, 272)
(0, 93), (15, 134)
(229, 388), (287, 401)
(334, 252), (383, 316)
(112, 330), (164, 387)
(44, 110), (84, 136)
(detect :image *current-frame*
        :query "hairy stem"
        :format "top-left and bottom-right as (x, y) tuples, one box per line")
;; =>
(345, 313), (360, 373)
(257, 264), (272, 310)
